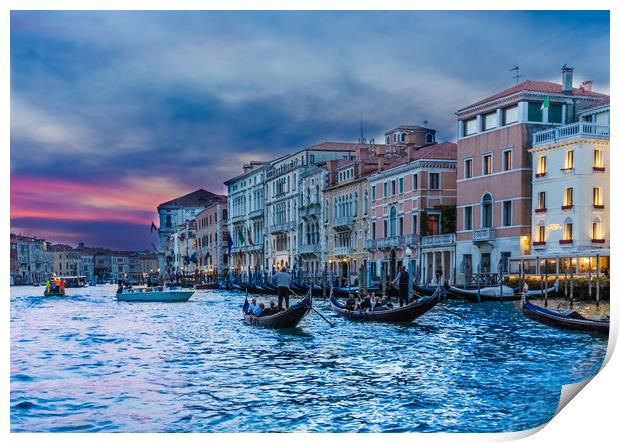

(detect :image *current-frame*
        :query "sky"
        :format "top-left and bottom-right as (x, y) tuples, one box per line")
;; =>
(10, 10), (610, 250)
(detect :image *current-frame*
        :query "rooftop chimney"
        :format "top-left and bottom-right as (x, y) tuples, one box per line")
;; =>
(561, 65), (574, 93)
(581, 80), (593, 92)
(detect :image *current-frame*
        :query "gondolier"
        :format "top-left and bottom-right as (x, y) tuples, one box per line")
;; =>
(391, 265), (410, 307)
(275, 266), (292, 310)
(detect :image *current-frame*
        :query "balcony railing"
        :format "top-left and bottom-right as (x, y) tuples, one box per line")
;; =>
(301, 203), (321, 218)
(533, 122), (609, 146)
(248, 208), (263, 219)
(269, 221), (295, 234)
(332, 216), (353, 231)
(421, 233), (455, 248)
(376, 236), (405, 249)
(334, 246), (352, 256)
(299, 243), (320, 255)
(404, 234), (418, 246)
(472, 228), (495, 242)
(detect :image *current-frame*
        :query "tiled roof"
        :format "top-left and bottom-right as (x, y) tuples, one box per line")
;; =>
(459, 80), (607, 112)
(305, 141), (371, 152)
(411, 141), (457, 161)
(580, 96), (610, 112)
(159, 189), (221, 208)
(386, 125), (433, 132)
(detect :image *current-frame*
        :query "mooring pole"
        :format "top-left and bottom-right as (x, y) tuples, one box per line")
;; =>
(476, 264), (481, 303)
(596, 254), (600, 308)
(569, 265), (574, 309)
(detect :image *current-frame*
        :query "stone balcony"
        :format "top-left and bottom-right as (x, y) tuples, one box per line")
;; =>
(421, 233), (456, 248)
(332, 216), (353, 231)
(333, 246), (352, 256)
(376, 236), (405, 249)
(472, 228), (495, 242)
(533, 122), (609, 147)
(300, 202), (321, 218)
(269, 221), (295, 234)
(299, 243), (320, 255)
(248, 208), (263, 219)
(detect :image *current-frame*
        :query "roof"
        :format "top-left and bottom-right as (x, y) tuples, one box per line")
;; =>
(459, 80), (607, 113)
(386, 125), (434, 133)
(304, 141), (366, 152)
(580, 96), (610, 113)
(158, 189), (221, 208)
(411, 141), (457, 161)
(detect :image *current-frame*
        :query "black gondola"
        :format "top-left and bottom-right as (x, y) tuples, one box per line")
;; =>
(330, 288), (441, 323)
(242, 291), (313, 328)
(522, 293), (609, 335)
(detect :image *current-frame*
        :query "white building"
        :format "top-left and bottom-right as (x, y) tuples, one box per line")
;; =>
(522, 97), (610, 274)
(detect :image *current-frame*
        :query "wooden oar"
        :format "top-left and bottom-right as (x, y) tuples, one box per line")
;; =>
(290, 288), (334, 328)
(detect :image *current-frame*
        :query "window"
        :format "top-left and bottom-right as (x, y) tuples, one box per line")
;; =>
(389, 206), (397, 237)
(593, 222), (602, 240)
(413, 214), (418, 235)
(429, 173), (440, 189)
(425, 133), (434, 144)
(383, 182), (388, 197)
(503, 150), (513, 171)
(391, 180), (396, 195)
(537, 225), (546, 243)
(371, 185), (376, 200)
(528, 102), (543, 122)
(481, 193), (493, 228)
(503, 105), (519, 125)
(309, 154), (315, 164)
(502, 201), (512, 227)
(398, 177), (404, 194)
(591, 187), (602, 207)
(563, 187), (574, 207)
(464, 206), (473, 231)
(385, 135), (390, 144)
(537, 192), (546, 211)
(464, 158), (473, 179)
(427, 214), (439, 236)
(482, 154), (492, 175)
(593, 149), (604, 169)
(399, 217), (404, 236)
(548, 104), (563, 123)
(565, 150), (574, 169)
(464, 118), (478, 136)
(371, 222), (376, 240)
(537, 155), (547, 176)
(413, 174), (418, 190)
(165, 215), (171, 228)
(563, 222), (573, 241)
(483, 112), (497, 131)
(401, 133), (407, 142)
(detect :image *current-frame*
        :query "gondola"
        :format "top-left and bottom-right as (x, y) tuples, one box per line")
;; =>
(330, 287), (441, 323)
(522, 293), (609, 335)
(447, 279), (560, 302)
(242, 291), (313, 328)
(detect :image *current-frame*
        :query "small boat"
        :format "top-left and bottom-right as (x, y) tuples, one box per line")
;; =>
(243, 291), (312, 328)
(194, 283), (211, 290)
(446, 284), (520, 302)
(522, 293), (609, 335)
(330, 288), (441, 323)
(116, 286), (194, 302)
(44, 287), (65, 297)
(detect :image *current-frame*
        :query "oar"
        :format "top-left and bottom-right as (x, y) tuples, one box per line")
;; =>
(290, 288), (334, 328)
(411, 290), (467, 320)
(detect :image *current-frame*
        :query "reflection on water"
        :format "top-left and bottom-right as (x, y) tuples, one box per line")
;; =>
(10, 285), (607, 432)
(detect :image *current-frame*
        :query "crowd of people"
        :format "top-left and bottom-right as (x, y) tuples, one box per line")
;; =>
(45, 274), (65, 295)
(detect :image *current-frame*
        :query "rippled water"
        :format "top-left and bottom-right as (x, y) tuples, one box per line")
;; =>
(10, 285), (608, 432)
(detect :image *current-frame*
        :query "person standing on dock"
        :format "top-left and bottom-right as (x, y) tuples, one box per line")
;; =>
(275, 266), (292, 310)
(392, 265), (410, 307)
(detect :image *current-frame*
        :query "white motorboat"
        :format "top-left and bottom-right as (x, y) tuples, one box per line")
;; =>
(116, 286), (194, 302)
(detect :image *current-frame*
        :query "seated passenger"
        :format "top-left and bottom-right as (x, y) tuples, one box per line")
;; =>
(257, 303), (266, 316)
(373, 296), (392, 311)
(248, 298), (263, 316)
(262, 301), (278, 316)
(345, 293), (357, 310)
(358, 294), (372, 311)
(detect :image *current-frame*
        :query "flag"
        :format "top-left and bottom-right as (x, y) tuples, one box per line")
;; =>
(150, 221), (158, 233)
(238, 229), (245, 245)
(227, 233), (233, 256)
(247, 227), (253, 245)
(540, 95), (550, 111)
(190, 253), (198, 264)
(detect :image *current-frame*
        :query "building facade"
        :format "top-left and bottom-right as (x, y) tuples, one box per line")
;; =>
(196, 196), (229, 279)
(454, 67), (607, 284)
(10, 234), (53, 284)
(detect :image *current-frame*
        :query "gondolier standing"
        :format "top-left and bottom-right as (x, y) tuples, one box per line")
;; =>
(275, 266), (292, 310)
(392, 265), (410, 307)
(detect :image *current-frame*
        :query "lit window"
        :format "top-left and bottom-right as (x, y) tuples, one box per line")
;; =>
(593, 149), (604, 169)
(537, 156), (547, 176)
(565, 150), (574, 169)
(537, 225), (546, 243)
(593, 222), (603, 240)
(503, 150), (513, 171)
(593, 187), (603, 206)
(464, 158), (473, 179)
(482, 154), (492, 175)
(563, 188), (574, 207)
(537, 192), (546, 210)
(563, 223), (573, 241)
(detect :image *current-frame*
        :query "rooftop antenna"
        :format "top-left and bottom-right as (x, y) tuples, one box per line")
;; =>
(510, 66), (522, 85)
(358, 113), (366, 144)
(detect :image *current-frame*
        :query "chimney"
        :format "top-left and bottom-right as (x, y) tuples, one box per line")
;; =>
(581, 80), (593, 92)
(561, 65), (574, 93)
(376, 145), (385, 171)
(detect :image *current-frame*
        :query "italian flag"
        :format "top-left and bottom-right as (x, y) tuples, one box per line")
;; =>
(238, 229), (245, 245)
(540, 95), (550, 111)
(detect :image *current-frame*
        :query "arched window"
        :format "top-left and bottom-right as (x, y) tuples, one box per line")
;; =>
(481, 193), (493, 228)
(426, 133), (434, 144)
(401, 133), (406, 142)
(386, 135), (390, 144)
(354, 192), (358, 215)
(165, 215), (171, 228)
(390, 206), (397, 237)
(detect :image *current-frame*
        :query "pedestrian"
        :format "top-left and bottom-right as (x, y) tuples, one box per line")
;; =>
(274, 266), (292, 310)
(391, 265), (410, 307)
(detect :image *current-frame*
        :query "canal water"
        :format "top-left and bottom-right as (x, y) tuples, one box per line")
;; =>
(10, 285), (608, 433)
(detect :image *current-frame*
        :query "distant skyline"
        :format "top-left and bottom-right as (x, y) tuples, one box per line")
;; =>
(10, 10), (610, 250)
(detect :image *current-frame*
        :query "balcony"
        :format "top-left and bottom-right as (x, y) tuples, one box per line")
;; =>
(332, 216), (353, 231)
(376, 236), (405, 249)
(472, 228), (495, 242)
(421, 233), (456, 248)
(248, 208), (263, 219)
(333, 246), (352, 256)
(269, 221), (295, 234)
(299, 243), (320, 255)
(533, 122), (610, 147)
(404, 234), (418, 246)
(246, 243), (263, 252)
(301, 203), (321, 218)
(365, 239), (376, 250)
